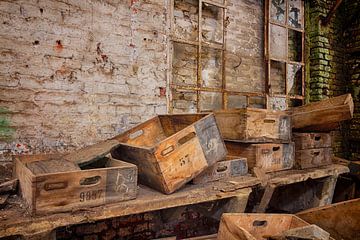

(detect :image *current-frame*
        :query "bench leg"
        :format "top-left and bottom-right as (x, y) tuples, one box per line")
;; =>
(318, 175), (338, 207)
(256, 184), (276, 213)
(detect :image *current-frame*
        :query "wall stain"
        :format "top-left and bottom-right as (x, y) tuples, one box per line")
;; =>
(0, 107), (15, 142)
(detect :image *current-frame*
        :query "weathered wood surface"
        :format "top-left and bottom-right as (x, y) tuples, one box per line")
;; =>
(297, 198), (360, 240)
(217, 214), (309, 240)
(26, 159), (80, 174)
(293, 133), (332, 150)
(290, 94), (354, 131)
(64, 139), (120, 166)
(282, 224), (330, 240)
(15, 154), (137, 215)
(0, 176), (258, 238)
(295, 148), (332, 169)
(112, 113), (227, 194)
(215, 108), (291, 143)
(0, 179), (18, 194)
(226, 142), (294, 173)
(193, 156), (248, 184)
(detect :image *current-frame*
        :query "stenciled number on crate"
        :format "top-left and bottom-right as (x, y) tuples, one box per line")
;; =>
(179, 154), (190, 166)
(80, 189), (103, 202)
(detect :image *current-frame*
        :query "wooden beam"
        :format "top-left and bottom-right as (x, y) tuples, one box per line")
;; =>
(321, 0), (344, 26)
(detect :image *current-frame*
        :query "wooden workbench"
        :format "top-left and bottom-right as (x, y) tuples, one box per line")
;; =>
(0, 164), (349, 239)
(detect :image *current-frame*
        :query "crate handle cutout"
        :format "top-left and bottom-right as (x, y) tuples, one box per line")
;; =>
(161, 145), (175, 156)
(216, 165), (228, 173)
(80, 176), (101, 186)
(44, 181), (68, 191)
(272, 146), (280, 151)
(129, 129), (144, 140)
(315, 136), (321, 141)
(263, 119), (276, 123)
(253, 220), (267, 227)
(313, 151), (320, 156)
(178, 132), (196, 145)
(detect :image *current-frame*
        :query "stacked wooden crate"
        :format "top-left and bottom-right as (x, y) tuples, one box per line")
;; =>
(214, 108), (294, 174)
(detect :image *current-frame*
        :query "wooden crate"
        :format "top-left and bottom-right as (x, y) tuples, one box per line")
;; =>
(111, 113), (227, 194)
(293, 133), (331, 150)
(214, 108), (291, 143)
(192, 156), (248, 184)
(15, 154), (137, 215)
(295, 148), (333, 169)
(226, 142), (294, 173)
(217, 213), (311, 240)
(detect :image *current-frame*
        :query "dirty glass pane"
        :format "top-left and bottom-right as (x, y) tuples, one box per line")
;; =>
(270, 24), (287, 60)
(269, 97), (287, 110)
(201, 47), (222, 88)
(202, 3), (223, 44)
(287, 63), (302, 95)
(173, 0), (199, 41)
(248, 96), (266, 109)
(288, 29), (302, 62)
(199, 91), (222, 111)
(172, 42), (197, 86)
(288, 0), (304, 29)
(271, 0), (286, 24)
(288, 98), (303, 107)
(270, 60), (286, 95)
(227, 95), (247, 109)
(171, 89), (197, 113)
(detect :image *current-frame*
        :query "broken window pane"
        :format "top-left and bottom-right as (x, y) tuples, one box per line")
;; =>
(248, 96), (266, 109)
(173, 0), (199, 41)
(288, 29), (302, 62)
(227, 95), (247, 109)
(201, 47), (222, 88)
(199, 91), (222, 111)
(270, 24), (287, 60)
(172, 42), (198, 86)
(288, 98), (303, 107)
(288, 0), (304, 29)
(171, 89), (197, 113)
(271, 0), (286, 24)
(269, 97), (287, 110)
(287, 63), (302, 96)
(202, 3), (223, 44)
(270, 60), (286, 95)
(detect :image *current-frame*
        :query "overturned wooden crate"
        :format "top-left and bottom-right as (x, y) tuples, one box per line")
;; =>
(214, 108), (291, 143)
(226, 142), (294, 173)
(111, 113), (227, 194)
(217, 213), (328, 240)
(293, 133), (332, 169)
(15, 154), (137, 215)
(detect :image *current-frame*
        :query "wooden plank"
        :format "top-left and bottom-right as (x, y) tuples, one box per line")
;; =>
(293, 133), (332, 150)
(26, 159), (80, 174)
(0, 176), (259, 238)
(317, 176), (337, 207)
(0, 179), (18, 193)
(295, 148), (332, 169)
(297, 199), (360, 240)
(290, 94), (354, 131)
(256, 184), (276, 213)
(282, 224), (330, 240)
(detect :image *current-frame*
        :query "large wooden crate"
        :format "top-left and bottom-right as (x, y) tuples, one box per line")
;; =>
(293, 133), (331, 150)
(217, 214), (311, 240)
(192, 156), (248, 184)
(295, 148), (333, 169)
(226, 142), (294, 173)
(15, 154), (137, 215)
(214, 108), (291, 143)
(111, 113), (227, 194)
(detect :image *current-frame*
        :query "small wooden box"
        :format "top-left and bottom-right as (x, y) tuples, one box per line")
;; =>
(218, 213), (311, 240)
(215, 108), (291, 143)
(192, 156), (248, 184)
(293, 133), (331, 150)
(15, 154), (137, 215)
(295, 148), (332, 169)
(226, 142), (294, 173)
(111, 113), (227, 194)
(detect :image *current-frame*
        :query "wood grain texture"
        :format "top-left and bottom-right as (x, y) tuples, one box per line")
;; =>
(217, 214), (309, 240)
(26, 159), (80, 174)
(215, 108), (291, 143)
(226, 142), (294, 173)
(293, 133), (332, 150)
(111, 114), (227, 194)
(290, 94), (354, 131)
(15, 154), (137, 215)
(297, 198), (360, 240)
(295, 148), (332, 169)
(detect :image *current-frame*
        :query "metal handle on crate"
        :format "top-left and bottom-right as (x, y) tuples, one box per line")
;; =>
(80, 176), (101, 186)
(252, 220), (268, 227)
(129, 129), (144, 140)
(44, 181), (68, 191)
(315, 136), (321, 141)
